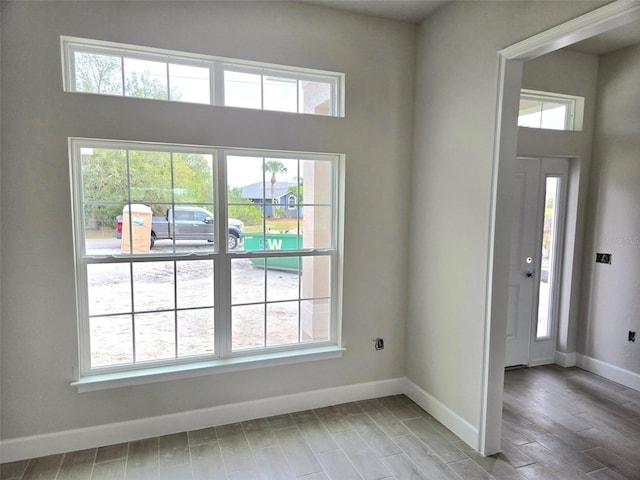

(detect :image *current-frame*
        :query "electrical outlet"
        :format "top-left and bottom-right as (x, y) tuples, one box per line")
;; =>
(374, 337), (384, 350)
(629, 331), (636, 342)
(596, 253), (612, 264)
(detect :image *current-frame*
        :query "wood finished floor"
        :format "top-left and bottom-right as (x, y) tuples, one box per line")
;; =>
(2, 365), (640, 479)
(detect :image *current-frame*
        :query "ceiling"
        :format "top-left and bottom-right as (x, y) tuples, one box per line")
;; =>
(565, 19), (640, 56)
(302, 0), (640, 56)
(301, 0), (448, 23)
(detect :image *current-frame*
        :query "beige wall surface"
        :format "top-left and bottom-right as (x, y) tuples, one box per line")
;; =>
(0, 1), (415, 439)
(3, 0), (629, 454)
(408, 0), (607, 431)
(579, 43), (640, 374)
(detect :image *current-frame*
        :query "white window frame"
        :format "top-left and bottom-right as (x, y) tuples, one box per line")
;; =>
(518, 89), (584, 131)
(69, 138), (345, 391)
(61, 36), (345, 117)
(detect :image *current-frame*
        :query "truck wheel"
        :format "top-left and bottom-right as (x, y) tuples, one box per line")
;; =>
(228, 233), (238, 250)
(150, 232), (156, 249)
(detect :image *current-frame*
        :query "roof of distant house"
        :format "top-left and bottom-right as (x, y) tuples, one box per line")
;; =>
(241, 181), (297, 200)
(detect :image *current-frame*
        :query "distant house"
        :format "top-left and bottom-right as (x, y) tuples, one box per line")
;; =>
(241, 181), (302, 218)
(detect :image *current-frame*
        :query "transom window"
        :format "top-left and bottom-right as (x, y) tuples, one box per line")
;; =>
(518, 89), (583, 131)
(70, 139), (342, 377)
(61, 36), (344, 117)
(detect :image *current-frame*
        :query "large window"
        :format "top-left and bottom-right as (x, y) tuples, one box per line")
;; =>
(61, 36), (344, 117)
(70, 139), (342, 380)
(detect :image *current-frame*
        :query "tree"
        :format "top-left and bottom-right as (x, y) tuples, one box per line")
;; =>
(75, 52), (122, 94)
(81, 148), (215, 230)
(263, 160), (287, 218)
(74, 52), (181, 100)
(288, 184), (303, 203)
(125, 70), (168, 100)
(227, 187), (262, 225)
(81, 148), (127, 229)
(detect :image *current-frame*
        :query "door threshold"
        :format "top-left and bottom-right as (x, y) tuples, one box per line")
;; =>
(505, 364), (528, 371)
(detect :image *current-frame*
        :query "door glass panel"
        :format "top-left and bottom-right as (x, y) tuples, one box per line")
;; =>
(537, 176), (559, 339)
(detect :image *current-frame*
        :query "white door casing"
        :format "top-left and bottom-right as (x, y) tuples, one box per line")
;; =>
(483, 1), (640, 456)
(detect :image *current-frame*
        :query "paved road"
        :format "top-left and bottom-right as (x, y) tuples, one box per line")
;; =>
(85, 237), (235, 255)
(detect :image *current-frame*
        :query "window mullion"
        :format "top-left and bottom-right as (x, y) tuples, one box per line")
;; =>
(260, 71), (265, 110)
(129, 262), (137, 363)
(125, 150), (133, 255)
(216, 255), (232, 358)
(215, 150), (231, 357)
(67, 47), (76, 91)
(173, 260), (179, 359)
(78, 259), (92, 376)
(263, 257), (268, 349)
(120, 55), (126, 96)
(166, 62), (171, 101)
(125, 149), (137, 363)
(213, 63), (224, 107)
(170, 153), (178, 358)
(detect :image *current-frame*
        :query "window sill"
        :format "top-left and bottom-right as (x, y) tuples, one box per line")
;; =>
(71, 346), (346, 392)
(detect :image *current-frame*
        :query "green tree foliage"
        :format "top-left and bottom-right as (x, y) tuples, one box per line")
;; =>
(173, 153), (214, 205)
(82, 149), (215, 230)
(228, 187), (262, 225)
(74, 52), (182, 100)
(125, 70), (168, 100)
(77, 52), (200, 231)
(287, 184), (303, 203)
(75, 52), (122, 94)
(82, 149), (127, 229)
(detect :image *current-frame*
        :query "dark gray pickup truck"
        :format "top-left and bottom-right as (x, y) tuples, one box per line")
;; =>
(116, 206), (244, 249)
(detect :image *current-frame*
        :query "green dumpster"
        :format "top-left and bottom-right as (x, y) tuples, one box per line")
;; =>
(242, 233), (301, 271)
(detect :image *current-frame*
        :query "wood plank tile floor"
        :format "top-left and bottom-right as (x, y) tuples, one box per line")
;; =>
(2, 365), (640, 479)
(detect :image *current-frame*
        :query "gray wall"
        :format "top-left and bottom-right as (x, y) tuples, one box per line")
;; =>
(3, 0), (632, 453)
(578, 43), (640, 373)
(0, 1), (415, 439)
(408, 0), (606, 431)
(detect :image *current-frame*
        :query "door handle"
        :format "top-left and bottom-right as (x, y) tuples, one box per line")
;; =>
(526, 271), (535, 278)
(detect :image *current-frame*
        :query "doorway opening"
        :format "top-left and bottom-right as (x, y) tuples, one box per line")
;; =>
(481, 1), (640, 456)
(505, 157), (568, 368)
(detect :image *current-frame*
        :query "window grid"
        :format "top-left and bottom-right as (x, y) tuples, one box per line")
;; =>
(62, 36), (344, 117)
(71, 139), (340, 376)
(518, 90), (578, 131)
(230, 256), (333, 352)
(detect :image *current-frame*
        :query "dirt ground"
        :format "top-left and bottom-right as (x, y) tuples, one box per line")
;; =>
(87, 247), (319, 368)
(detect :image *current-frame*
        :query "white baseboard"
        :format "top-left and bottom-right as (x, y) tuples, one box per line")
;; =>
(576, 354), (640, 391)
(403, 378), (479, 451)
(0, 377), (405, 463)
(554, 350), (577, 367)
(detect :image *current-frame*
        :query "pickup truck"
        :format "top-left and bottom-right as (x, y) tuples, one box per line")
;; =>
(116, 206), (244, 249)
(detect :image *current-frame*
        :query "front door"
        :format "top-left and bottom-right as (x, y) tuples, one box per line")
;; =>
(505, 157), (568, 367)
